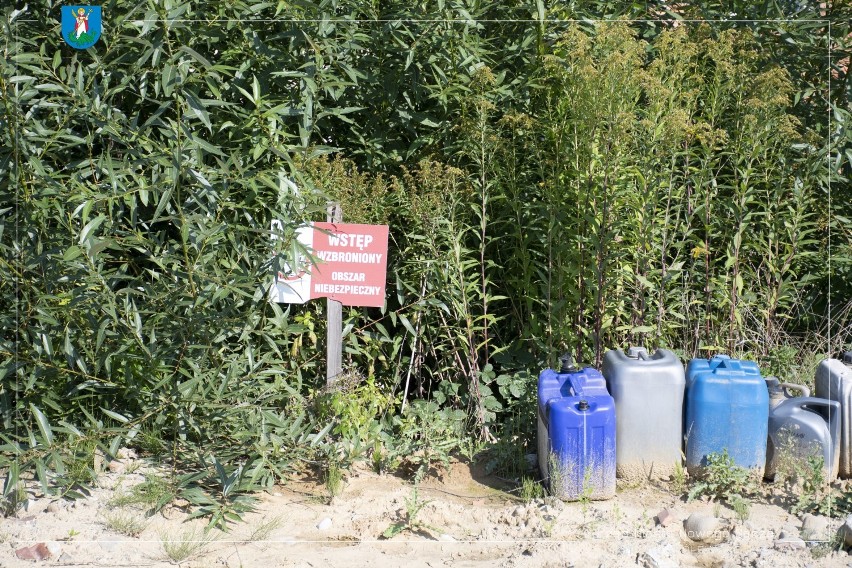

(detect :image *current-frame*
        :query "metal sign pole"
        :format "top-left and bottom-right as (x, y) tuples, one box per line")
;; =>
(326, 202), (343, 385)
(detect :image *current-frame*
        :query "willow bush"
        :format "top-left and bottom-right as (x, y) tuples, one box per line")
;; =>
(0, 0), (349, 513)
(1, 0), (850, 514)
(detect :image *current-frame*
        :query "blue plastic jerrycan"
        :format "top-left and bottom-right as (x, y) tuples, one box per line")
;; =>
(537, 354), (616, 500)
(685, 355), (769, 476)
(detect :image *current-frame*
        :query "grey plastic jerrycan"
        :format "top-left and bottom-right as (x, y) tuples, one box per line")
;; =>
(601, 346), (685, 481)
(765, 377), (840, 481)
(815, 352), (852, 477)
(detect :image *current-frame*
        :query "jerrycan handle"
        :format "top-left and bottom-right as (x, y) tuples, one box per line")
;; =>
(778, 383), (810, 398)
(627, 346), (649, 360)
(559, 353), (588, 399)
(793, 398), (841, 452)
(715, 357), (742, 371)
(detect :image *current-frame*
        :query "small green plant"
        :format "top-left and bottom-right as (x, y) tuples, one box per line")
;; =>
(483, 432), (529, 479)
(632, 509), (651, 539)
(578, 467), (595, 521)
(610, 502), (623, 526)
(382, 486), (443, 539)
(793, 454), (832, 515)
(810, 531), (845, 559)
(388, 401), (463, 483)
(135, 429), (166, 457)
(729, 494), (750, 522)
(457, 435), (486, 463)
(247, 515), (283, 542)
(108, 473), (175, 513)
(0, 475), (28, 517)
(314, 374), (395, 448)
(671, 460), (687, 495)
(102, 510), (148, 537)
(371, 441), (385, 474)
(774, 433), (840, 515)
(160, 526), (218, 563)
(182, 458), (258, 531)
(520, 477), (544, 503)
(62, 440), (99, 491)
(687, 449), (757, 505)
(324, 460), (343, 503)
(546, 453), (564, 499)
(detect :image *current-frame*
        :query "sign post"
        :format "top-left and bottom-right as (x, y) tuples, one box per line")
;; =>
(269, 210), (390, 387)
(326, 203), (343, 385)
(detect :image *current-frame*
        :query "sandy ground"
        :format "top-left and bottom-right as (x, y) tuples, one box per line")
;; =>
(3, 455), (852, 567)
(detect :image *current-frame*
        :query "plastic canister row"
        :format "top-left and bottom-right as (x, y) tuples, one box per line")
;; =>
(539, 349), (848, 488)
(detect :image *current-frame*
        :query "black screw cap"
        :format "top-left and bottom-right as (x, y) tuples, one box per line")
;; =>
(559, 353), (577, 373)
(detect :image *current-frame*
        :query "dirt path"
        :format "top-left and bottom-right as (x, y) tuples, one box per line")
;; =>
(2, 457), (850, 567)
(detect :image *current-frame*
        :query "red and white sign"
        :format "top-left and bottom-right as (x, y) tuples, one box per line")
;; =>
(270, 222), (389, 308)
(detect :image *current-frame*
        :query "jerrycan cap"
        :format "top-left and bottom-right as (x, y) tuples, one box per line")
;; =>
(577, 400), (590, 411)
(627, 346), (649, 360)
(843, 352), (852, 365)
(559, 353), (578, 373)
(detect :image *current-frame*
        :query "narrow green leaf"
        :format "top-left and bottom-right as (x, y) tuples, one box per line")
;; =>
(30, 405), (54, 446)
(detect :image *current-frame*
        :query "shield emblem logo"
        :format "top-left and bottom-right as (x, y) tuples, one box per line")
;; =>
(61, 6), (102, 49)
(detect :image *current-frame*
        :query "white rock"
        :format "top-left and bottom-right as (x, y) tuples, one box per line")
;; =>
(440, 534), (455, 541)
(45, 542), (62, 556)
(639, 547), (678, 568)
(46, 501), (64, 514)
(684, 513), (721, 542)
(774, 536), (806, 551)
(801, 514), (828, 540)
(316, 517), (332, 530)
(116, 447), (137, 459)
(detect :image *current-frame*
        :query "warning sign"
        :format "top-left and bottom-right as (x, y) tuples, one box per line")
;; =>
(269, 222), (389, 308)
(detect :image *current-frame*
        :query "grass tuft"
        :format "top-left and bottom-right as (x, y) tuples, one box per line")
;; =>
(160, 526), (218, 563)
